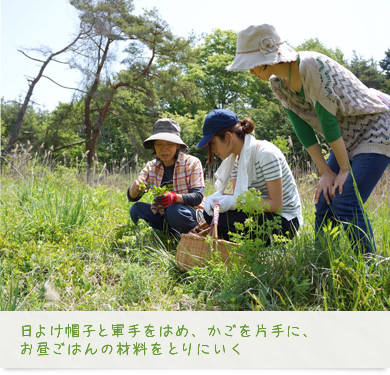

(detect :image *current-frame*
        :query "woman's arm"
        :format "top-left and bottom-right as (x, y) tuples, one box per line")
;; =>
(306, 140), (349, 204)
(129, 178), (145, 199)
(174, 157), (205, 205)
(231, 177), (282, 212)
(176, 187), (204, 206)
(128, 163), (151, 201)
(305, 143), (335, 204)
(287, 109), (318, 148)
(263, 178), (283, 212)
(314, 102), (350, 197)
(232, 178), (236, 192)
(328, 137), (350, 196)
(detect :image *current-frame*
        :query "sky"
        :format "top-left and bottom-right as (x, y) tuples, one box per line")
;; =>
(1, 0), (390, 111)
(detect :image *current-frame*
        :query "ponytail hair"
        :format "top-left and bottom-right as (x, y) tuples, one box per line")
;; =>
(237, 118), (255, 136)
(207, 117), (255, 164)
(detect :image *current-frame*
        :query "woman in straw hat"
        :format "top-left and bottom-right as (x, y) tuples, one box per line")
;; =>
(197, 109), (302, 243)
(227, 24), (390, 252)
(128, 118), (205, 235)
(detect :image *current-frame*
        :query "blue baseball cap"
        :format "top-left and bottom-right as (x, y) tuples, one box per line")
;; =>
(196, 109), (239, 148)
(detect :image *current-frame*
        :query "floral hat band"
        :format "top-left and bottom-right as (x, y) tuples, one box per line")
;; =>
(226, 24), (298, 72)
(236, 38), (285, 56)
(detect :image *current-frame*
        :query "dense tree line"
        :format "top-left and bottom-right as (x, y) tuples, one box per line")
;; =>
(2, 0), (390, 174)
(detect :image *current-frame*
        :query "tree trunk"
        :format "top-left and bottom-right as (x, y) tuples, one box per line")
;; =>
(83, 38), (156, 173)
(2, 31), (84, 156)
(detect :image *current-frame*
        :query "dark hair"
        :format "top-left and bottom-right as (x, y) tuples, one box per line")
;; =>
(207, 118), (255, 164)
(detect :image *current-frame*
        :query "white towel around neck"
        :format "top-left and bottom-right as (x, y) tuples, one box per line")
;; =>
(214, 133), (258, 197)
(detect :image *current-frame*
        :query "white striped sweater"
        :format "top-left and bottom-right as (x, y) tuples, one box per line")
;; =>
(231, 140), (303, 225)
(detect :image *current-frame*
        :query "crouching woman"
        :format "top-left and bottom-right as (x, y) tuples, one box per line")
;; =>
(128, 118), (205, 235)
(197, 109), (303, 243)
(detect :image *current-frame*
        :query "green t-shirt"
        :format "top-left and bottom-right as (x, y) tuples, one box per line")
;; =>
(286, 56), (342, 148)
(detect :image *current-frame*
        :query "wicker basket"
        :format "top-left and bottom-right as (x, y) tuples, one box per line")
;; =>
(176, 202), (241, 271)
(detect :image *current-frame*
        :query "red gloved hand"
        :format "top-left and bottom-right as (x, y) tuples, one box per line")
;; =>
(155, 192), (178, 208)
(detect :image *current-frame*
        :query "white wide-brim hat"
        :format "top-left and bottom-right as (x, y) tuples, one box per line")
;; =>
(226, 24), (298, 71)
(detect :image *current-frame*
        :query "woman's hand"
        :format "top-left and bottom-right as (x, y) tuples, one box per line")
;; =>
(314, 169), (350, 204)
(306, 143), (350, 205)
(331, 169), (350, 197)
(129, 179), (146, 199)
(327, 138), (350, 198)
(204, 192), (224, 215)
(155, 192), (178, 208)
(314, 170), (337, 205)
(218, 194), (236, 213)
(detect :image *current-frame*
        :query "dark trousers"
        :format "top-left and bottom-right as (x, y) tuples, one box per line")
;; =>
(315, 152), (390, 253)
(203, 209), (299, 244)
(130, 202), (198, 234)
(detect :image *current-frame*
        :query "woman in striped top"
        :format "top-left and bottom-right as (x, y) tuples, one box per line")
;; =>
(197, 109), (302, 243)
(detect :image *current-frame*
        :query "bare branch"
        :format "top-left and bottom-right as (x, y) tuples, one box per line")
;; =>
(114, 82), (152, 97)
(3, 29), (87, 156)
(41, 75), (87, 93)
(17, 50), (46, 64)
(18, 50), (74, 66)
(129, 33), (157, 84)
(50, 58), (71, 65)
(53, 140), (85, 152)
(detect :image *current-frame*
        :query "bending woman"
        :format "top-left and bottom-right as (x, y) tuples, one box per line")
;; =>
(128, 118), (205, 235)
(197, 109), (302, 243)
(227, 24), (390, 252)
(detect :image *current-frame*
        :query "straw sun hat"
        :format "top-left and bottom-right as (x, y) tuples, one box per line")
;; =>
(226, 24), (298, 71)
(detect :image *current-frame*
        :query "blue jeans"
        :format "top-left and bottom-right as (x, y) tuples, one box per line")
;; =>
(130, 202), (199, 234)
(315, 152), (390, 253)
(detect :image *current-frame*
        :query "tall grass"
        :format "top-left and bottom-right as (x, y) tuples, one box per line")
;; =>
(0, 267), (26, 310)
(0, 147), (389, 311)
(14, 175), (90, 234)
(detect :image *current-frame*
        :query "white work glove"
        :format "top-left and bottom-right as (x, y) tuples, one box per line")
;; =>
(204, 192), (224, 216)
(218, 194), (236, 213)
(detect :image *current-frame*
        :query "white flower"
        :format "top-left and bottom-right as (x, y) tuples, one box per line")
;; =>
(259, 36), (278, 55)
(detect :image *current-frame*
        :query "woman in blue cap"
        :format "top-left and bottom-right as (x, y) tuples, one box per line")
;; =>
(197, 109), (303, 243)
(226, 24), (390, 252)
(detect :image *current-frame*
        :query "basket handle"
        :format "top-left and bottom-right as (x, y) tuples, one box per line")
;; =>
(209, 200), (220, 240)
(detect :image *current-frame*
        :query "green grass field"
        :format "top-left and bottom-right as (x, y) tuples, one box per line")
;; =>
(1, 151), (389, 311)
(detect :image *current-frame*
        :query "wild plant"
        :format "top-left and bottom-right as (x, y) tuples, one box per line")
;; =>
(1, 142), (388, 311)
(228, 188), (283, 262)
